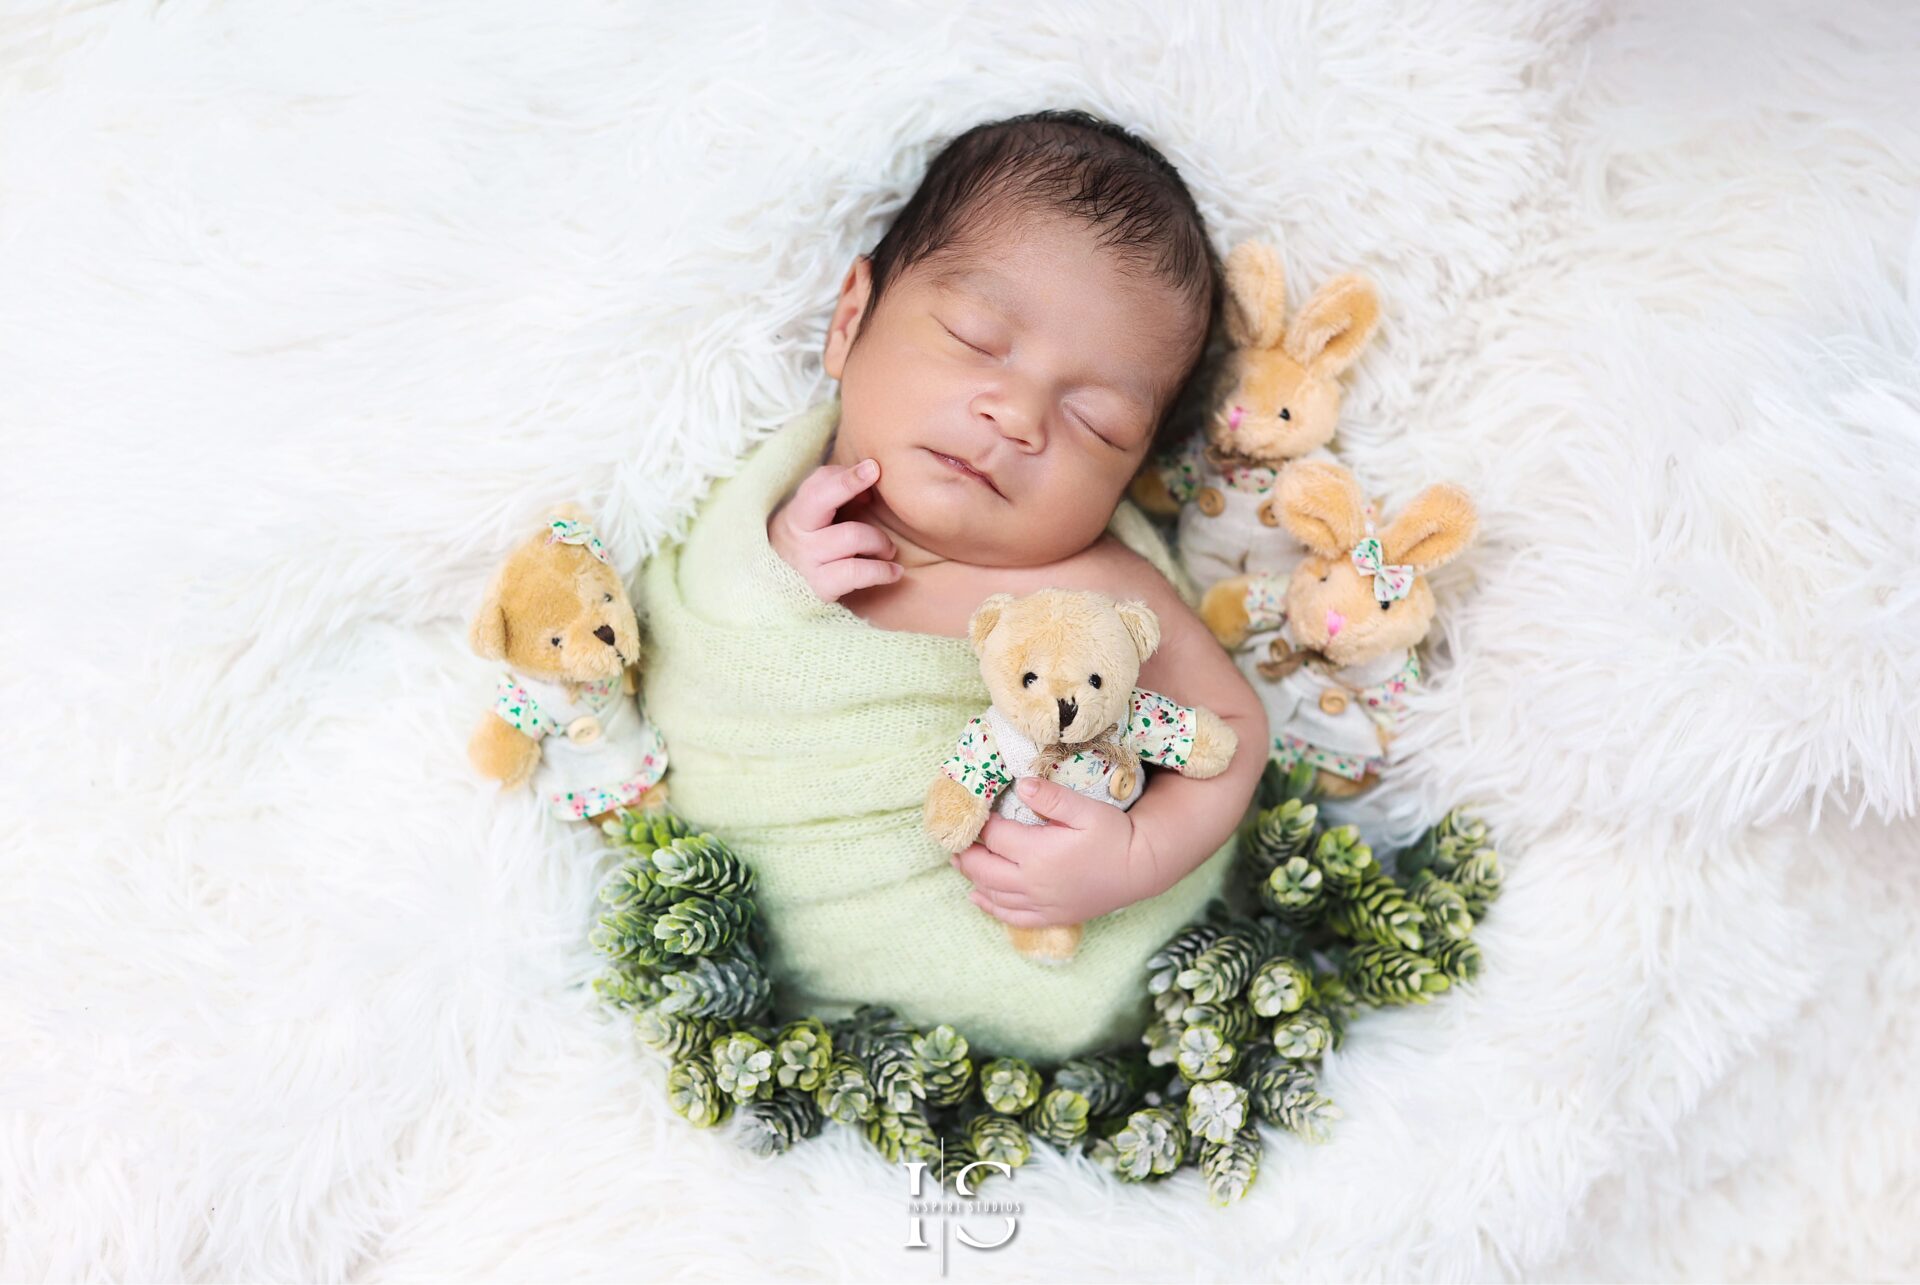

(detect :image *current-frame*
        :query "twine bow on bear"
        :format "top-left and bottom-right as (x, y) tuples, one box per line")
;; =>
(1350, 523), (1414, 603)
(547, 516), (612, 565)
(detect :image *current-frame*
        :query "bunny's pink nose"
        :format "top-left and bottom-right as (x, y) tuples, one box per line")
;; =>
(1324, 609), (1346, 637)
(1227, 405), (1245, 429)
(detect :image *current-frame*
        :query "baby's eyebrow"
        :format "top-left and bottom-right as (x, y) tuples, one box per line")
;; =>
(930, 264), (1156, 420)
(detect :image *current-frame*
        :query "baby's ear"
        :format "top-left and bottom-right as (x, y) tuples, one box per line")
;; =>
(469, 578), (509, 660)
(1284, 275), (1380, 378)
(1224, 241), (1289, 350)
(1113, 599), (1161, 665)
(1381, 484), (1478, 571)
(1276, 460), (1368, 557)
(967, 593), (1016, 657)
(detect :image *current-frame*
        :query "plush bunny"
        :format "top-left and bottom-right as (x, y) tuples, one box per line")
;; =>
(1199, 460), (1476, 798)
(1131, 241), (1380, 593)
(467, 506), (668, 823)
(923, 589), (1238, 964)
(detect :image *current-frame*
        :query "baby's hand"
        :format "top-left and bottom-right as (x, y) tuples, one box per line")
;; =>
(768, 458), (902, 602)
(951, 777), (1153, 928)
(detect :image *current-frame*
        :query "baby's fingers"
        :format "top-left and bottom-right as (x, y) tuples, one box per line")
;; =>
(813, 554), (901, 601)
(810, 519), (895, 564)
(789, 459), (881, 531)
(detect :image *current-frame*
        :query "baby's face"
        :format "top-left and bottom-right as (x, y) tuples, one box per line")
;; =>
(823, 212), (1202, 568)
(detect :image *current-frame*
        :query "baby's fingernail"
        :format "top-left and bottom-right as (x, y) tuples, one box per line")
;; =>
(858, 459), (877, 480)
(1016, 778), (1036, 797)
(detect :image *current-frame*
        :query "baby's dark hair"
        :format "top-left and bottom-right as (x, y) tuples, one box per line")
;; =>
(863, 109), (1223, 451)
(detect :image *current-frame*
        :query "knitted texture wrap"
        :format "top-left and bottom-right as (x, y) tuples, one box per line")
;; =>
(637, 396), (1240, 1060)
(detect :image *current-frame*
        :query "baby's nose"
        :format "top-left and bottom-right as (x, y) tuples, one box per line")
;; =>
(594, 624), (617, 646)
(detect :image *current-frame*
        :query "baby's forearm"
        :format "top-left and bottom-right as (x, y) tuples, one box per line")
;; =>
(1125, 701), (1268, 902)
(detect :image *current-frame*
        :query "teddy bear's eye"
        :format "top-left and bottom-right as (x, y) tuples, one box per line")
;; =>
(1088, 673), (1102, 689)
(1021, 672), (1037, 688)
(1279, 407), (1291, 421)
(603, 592), (613, 603)
(1379, 600), (1391, 612)
(550, 636), (562, 646)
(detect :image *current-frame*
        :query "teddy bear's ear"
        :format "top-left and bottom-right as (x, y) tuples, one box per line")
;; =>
(966, 592), (1016, 657)
(1114, 598), (1162, 664)
(1276, 459), (1368, 557)
(468, 579), (509, 660)
(1380, 483), (1478, 571)
(1283, 274), (1380, 378)
(1223, 241), (1288, 350)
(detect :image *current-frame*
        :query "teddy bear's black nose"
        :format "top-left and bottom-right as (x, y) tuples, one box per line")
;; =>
(1056, 697), (1077, 734)
(594, 625), (616, 646)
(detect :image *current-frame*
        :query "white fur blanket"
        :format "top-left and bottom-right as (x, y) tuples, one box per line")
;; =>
(4, 1), (1918, 1279)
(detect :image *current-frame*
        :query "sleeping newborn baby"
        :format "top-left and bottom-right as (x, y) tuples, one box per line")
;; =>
(639, 109), (1267, 1061)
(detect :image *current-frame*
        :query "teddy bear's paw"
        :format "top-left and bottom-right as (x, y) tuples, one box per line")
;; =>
(923, 778), (990, 854)
(1128, 469), (1182, 518)
(1199, 577), (1256, 650)
(1184, 707), (1239, 780)
(1008, 922), (1084, 964)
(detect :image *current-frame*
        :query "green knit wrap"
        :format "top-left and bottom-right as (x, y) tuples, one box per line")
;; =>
(636, 396), (1241, 1061)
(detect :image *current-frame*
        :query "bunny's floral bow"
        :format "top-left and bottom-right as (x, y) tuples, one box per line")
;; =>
(1350, 523), (1414, 603)
(547, 516), (612, 565)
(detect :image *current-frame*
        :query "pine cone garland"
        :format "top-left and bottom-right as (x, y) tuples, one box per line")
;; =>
(1244, 1049), (1340, 1142)
(772, 1018), (834, 1093)
(1312, 825), (1377, 894)
(1147, 922), (1224, 996)
(1052, 1049), (1153, 1117)
(709, 1031), (777, 1103)
(734, 1089), (823, 1157)
(1326, 868), (1428, 952)
(1429, 937), (1484, 983)
(1183, 1080), (1250, 1146)
(980, 1057), (1042, 1115)
(1271, 1009), (1335, 1061)
(1261, 855), (1327, 924)
(651, 894), (754, 957)
(911, 1025), (976, 1108)
(650, 834), (756, 899)
(1342, 942), (1451, 1005)
(1175, 1024), (1239, 1082)
(634, 1006), (725, 1059)
(1444, 845), (1503, 917)
(968, 1112), (1033, 1169)
(814, 1051), (878, 1125)
(666, 1055), (732, 1128)
(865, 1104), (941, 1165)
(1110, 1107), (1189, 1180)
(1245, 798), (1319, 882)
(657, 950), (773, 1019)
(1024, 1088), (1092, 1149)
(1248, 957), (1315, 1017)
(1406, 870), (1474, 942)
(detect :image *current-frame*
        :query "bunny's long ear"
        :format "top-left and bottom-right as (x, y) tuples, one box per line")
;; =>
(967, 593), (1016, 657)
(1224, 241), (1289, 350)
(1113, 598), (1162, 664)
(1276, 459), (1369, 557)
(1380, 484), (1478, 570)
(469, 576), (510, 660)
(1284, 275), (1380, 378)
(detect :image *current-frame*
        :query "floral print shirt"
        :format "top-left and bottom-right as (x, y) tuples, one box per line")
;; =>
(940, 688), (1201, 809)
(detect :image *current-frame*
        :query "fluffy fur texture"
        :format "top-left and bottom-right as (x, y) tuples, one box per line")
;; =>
(4, 0), (1918, 1279)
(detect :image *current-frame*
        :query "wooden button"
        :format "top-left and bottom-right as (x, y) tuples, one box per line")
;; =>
(1318, 690), (1348, 716)
(566, 715), (603, 744)
(1257, 499), (1281, 527)
(1195, 486), (1225, 517)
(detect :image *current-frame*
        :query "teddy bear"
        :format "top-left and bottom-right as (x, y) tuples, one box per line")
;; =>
(1199, 459), (1476, 798)
(1130, 240), (1381, 594)
(922, 588), (1239, 964)
(466, 505), (668, 824)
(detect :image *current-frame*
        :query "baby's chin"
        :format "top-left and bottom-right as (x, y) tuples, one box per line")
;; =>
(880, 476), (1097, 569)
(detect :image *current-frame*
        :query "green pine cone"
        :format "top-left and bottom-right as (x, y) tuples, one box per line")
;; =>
(842, 1026), (927, 1115)
(1399, 809), (1490, 879)
(1342, 942), (1451, 1006)
(1444, 846), (1503, 917)
(1183, 1079), (1250, 1146)
(1179, 1000), (1260, 1049)
(1406, 870), (1474, 942)
(1248, 957), (1315, 1018)
(814, 1050), (878, 1125)
(980, 1057), (1042, 1114)
(1199, 1121), (1263, 1205)
(1326, 868), (1428, 953)
(773, 1018), (834, 1093)
(865, 1104), (941, 1165)
(1244, 1049), (1340, 1142)
(634, 1006), (725, 1059)
(1147, 922), (1224, 996)
(1153, 984), (1195, 1020)
(651, 894), (754, 957)
(1271, 1009), (1335, 1061)
(1429, 937), (1484, 983)
(1143, 1016), (1182, 1067)
(968, 1112), (1033, 1169)
(656, 950), (773, 1019)
(592, 962), (666, 1010)
(608, 808), (699, 853)
(665, 1055), (733, 1128)
(1311, 825), (1377, 894)
(1052, 1049), (1154, 1117)
(1245, 798), (1319, 881)
(1261, 856), (1328, 925)
(734, 1088), (823, 1157)
(595, 854), (681, 912)
(1177, 924), (1271, 1004)
(589, 905), (674, 966)
(1110, 1106), (1189, 1181)
(1175, 1023), (1239, 1082)
(1023, 1088), (1092, 1149)
(709, 1031), (777, 1104)
(911, 1025), (976, 1108)
(649, 834), (756, 899)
